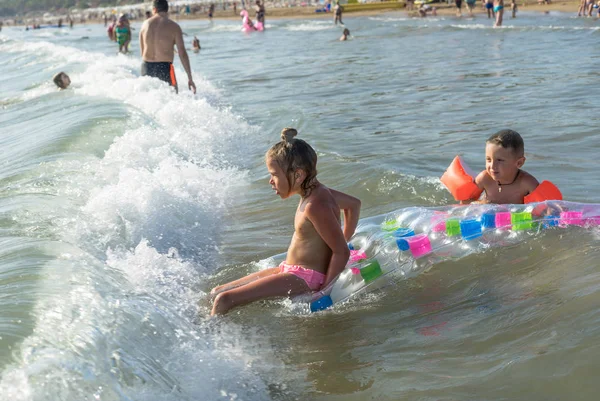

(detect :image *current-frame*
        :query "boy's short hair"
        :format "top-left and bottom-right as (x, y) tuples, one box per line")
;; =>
(487, 129), (524, 156)
(52, 72), (67, 89)
(153, 0), (169, 12)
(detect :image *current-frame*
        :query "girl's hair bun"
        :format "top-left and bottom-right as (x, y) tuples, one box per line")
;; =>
(280, 127), (298, 142)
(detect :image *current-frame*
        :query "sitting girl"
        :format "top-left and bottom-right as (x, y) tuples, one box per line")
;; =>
(210, 128), (361, 315)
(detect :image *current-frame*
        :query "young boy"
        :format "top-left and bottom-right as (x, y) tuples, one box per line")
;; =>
(52, 72), (71, 90)
(470, 129), (539, 204)
(511, 0), (517, 17)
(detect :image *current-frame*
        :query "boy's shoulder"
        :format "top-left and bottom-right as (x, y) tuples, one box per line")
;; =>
(475, 170), (493, 186)
(518, 169), (539, 192)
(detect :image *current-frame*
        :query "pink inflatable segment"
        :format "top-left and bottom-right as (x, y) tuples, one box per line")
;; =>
(495, 212), (512, 229)
(431, 212), (449, 232)
(559, 211), (584, 227)
(349, 249), (367, 274)
(407, 234), (432, 259)
(349, 249), (367, 262)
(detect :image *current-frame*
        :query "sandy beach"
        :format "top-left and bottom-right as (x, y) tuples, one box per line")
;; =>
(170, 0), (584, 21)
(3, 0), (586, 26)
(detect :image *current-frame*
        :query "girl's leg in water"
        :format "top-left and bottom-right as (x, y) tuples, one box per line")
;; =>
(210, 267), (280, 298)
(211, 273), (310, 315)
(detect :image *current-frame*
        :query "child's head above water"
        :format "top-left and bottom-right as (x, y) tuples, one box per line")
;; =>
(52, 71), (71, 89)
(266, 128), (318, 198)
(486, 129), (524, 157)
(485, 129), (525, 182)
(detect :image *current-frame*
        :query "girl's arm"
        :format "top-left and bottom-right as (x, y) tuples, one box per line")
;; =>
(305, 202), (350, 288)
(329, 189), (361, 241)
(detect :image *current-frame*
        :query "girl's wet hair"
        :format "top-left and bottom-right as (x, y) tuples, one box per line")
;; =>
(266, 128), (318, 196)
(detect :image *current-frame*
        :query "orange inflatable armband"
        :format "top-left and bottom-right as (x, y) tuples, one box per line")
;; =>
(524, 180), (562, 204)
(440, 156), (483, 201)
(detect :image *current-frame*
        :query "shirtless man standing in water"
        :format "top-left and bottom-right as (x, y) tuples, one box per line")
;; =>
(139, 0), (196, 94)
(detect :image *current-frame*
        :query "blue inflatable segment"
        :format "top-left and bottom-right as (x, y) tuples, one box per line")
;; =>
(481, 212), (496, 229)
(310, 295), (333, 312)
(460, 219), (482, 240)
(394, 228), (415, 251)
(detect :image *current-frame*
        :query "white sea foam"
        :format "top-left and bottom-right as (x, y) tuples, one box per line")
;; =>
(0, 34), (276, 401)
(285, 20), (335, 31)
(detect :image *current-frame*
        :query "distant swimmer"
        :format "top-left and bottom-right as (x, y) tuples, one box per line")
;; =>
(419, 3), (437, 17)
(139, 0), (196, 94)
(107, 17), (117, 41)
(115, 14), (131, 53)
(333, 0), (344, 25)
(52, 72), (71, 90)
(484, 0), (495, 19)
(254, 0), (265, 27)
(192, 35), (201, 51)
(493, 0), (504, 26)
(466, 0), (477, 17)
(339, 28), (350, 41)
(208, 3), (215, 21)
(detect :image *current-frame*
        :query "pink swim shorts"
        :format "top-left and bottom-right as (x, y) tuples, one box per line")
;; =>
(279, 262), (325, 291)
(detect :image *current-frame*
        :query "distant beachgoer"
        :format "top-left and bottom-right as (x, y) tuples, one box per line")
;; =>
(233, 2), (237, 14)
(455, 0), (463, 16)
(484, 0), (495, 18)
(254, 0), (265, 26)
(406, 0), (415, 11)
(340, 27), (350, 41)
(419, 3), (432, 16)
(0, 20), (3, 31)
(103, 13), (108, 26)
(52, 72), (71, 90)
(115, 14), (131, 53)
(58, 18), (63, 28)
(242, 10), (256, 29)
(466, 0), (477, 16)
(494, 0), (504, 26)
(107, 17), (117, 41)
(139, 0), (196, 94)
(577, 0), (586, 16)
(192, 35), (201, 50)
(511, 0), (517, 17)
(208, 3), (215, 20)
(334, 0), (344, 24)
